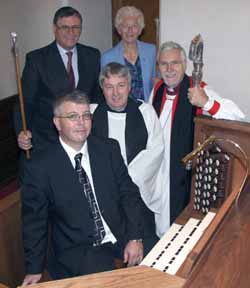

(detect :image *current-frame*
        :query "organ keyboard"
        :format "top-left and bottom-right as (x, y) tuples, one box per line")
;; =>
(141, 212), (215, 275)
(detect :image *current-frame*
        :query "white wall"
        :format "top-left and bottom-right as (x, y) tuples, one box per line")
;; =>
(0, 0), (112, 100)
(69, 0), (112, 52)
(160, 0), (250, 121)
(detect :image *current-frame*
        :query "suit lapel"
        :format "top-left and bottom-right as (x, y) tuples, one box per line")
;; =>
(117, 41), (126, 65)
(137, 40), (146, 63)
(87, 137), (105, 204)
(53, 143), (90, 211)
(46, 42), (70, 93)
(76, 44), (86, 89)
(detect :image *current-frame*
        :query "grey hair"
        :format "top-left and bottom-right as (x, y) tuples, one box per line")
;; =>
(53, 89), (89, 116)
(114, 6), (145, 31)
(157, 41), (187, 65)
(99, 62), (131, 89)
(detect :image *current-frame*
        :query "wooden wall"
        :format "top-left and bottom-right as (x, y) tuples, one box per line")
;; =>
(0, 95), (18, 190)
(0, 96), (22, 287)
(0, 190), (25, 288)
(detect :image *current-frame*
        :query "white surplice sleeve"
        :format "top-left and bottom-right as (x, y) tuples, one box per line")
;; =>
(128, 102), (164, 213)
(203, 85), (245, 121)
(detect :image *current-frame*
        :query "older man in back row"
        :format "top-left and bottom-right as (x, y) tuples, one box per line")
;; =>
(91, 62), (164, 249)
(150, 41), (245, 236)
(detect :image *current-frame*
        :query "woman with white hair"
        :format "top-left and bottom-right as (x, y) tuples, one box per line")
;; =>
(101, 6), (156, 102)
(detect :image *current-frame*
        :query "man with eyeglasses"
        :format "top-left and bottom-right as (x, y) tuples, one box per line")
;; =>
(21, 90), (144, 285)
(149, 41), (245, 235)
(14, 6), (101, 177)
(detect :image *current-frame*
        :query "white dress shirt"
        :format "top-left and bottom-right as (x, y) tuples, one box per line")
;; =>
(59, 137), (117, 244)
(57, 43), (79, 87)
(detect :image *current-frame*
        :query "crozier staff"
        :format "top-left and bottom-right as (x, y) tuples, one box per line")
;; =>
(11, 32), (30, 159)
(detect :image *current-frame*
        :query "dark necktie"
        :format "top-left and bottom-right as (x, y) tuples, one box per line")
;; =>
(74, 153), (105, 246)
(66, 51), (75, 90)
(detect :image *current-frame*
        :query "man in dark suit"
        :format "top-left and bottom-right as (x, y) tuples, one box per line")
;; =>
(21, 90), (144, 286)
(15, 6), (102, 156)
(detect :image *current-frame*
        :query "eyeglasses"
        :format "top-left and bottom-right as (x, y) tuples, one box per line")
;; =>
(56, 25), (82, 33)
(159, 60), (184, 68)
(56, 112), (92, 122)
(120, 24), (140, 32)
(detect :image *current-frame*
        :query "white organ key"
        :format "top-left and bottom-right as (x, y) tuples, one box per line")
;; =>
(140, 223), (182, 267)
(140, 212), (216, 276)
(166, 212), (216, 275)
(151, 218), (200, 272)
(197, 211), (215, 232)
(153, 218), (200, 271)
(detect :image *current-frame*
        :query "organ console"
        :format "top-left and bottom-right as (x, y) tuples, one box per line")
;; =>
(141, 116), (250, 287)
(12, 117), (250, 288)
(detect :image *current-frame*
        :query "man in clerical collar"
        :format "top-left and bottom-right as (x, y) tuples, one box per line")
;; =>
(91, 62), (166, 247)
(149, 41), (245, 233)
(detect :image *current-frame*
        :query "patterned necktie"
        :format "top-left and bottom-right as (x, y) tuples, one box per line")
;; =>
(74, 153), (105, 246)
(66, 51), (75, 90)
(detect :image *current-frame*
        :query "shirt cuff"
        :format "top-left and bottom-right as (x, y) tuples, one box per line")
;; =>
(203, 98), (214, 111)
(203, 99), (221, 115)
(130, 239), (143, 243)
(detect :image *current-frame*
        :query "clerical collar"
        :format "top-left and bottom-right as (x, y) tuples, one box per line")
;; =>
(165, 84), (179, 96)
(106, 103), (127, 113)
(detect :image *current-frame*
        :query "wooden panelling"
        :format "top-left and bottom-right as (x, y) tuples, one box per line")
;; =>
(0, 95), (19, 187)
(0, 284), (9, 288)
(0, 189), (25, 288)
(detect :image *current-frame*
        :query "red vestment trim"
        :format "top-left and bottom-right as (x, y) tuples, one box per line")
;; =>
(208, 100), (220, 115)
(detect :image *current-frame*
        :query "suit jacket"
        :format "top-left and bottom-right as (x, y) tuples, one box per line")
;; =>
(14, 41), (102, 152)
(101, 40), (156, 102)
(21, 135), (143, 278)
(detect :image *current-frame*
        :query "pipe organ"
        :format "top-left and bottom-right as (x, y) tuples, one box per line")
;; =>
(14, 117), (250, 288)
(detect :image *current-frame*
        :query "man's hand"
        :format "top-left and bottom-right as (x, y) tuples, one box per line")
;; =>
(123, 240), (143, 267)
(18, 130), (32, 150)
(22, 274), (42, 286)
(188, 86), (208, 107)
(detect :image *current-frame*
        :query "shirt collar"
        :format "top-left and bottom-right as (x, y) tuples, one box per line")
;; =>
(56, 43), (77, 56)
(59, 137), (88, 166)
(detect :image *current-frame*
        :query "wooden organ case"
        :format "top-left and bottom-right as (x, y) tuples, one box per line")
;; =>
(141, 116), (250, 288)
(17, 117), (250, 288)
